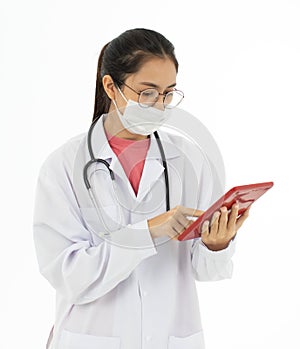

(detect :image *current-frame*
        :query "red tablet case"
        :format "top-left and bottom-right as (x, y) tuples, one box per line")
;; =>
(177, 181), (274, 241)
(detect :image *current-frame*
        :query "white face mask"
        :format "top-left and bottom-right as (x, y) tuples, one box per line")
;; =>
(112, 88), (172, 136)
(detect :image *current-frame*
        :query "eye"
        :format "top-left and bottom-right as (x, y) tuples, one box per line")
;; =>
(141, 89), (158, 98)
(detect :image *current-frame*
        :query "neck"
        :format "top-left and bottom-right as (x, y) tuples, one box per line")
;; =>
(104, 109), (148, 141)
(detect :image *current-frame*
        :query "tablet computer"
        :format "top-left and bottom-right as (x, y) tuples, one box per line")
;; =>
(177, 181), (274, 241)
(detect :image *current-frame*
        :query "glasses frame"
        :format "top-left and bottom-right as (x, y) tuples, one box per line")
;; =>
(115, 81), (184, 109)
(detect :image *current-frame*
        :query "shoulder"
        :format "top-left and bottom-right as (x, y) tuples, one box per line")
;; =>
(38, 132), (87, 179)
(158, 129), (208, 165)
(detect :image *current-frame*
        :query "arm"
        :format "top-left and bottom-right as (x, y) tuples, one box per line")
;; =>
(33, 167), (157, 305)
(189, 155), (249, 281)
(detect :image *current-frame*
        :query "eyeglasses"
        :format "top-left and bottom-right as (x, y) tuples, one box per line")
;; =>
(116, 81), (184, 109)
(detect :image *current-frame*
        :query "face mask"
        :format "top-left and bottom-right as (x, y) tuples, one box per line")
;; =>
(112, 88), (172, 136)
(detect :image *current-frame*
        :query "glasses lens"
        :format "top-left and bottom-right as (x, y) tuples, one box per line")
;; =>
(139, 89), (159, 107)
(164, 90), (184, 109)
(138, 88), (184, 108)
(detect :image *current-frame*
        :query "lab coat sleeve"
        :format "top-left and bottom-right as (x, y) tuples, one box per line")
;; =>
(191, 238), (236, 281)
(33, 165), (157, 306)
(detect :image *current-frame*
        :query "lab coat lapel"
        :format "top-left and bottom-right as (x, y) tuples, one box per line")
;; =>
(133, 132), (180, 208)
(109, 155), (137, 196)
(108, 136), (166, 204)
(135, 158), (165, 203)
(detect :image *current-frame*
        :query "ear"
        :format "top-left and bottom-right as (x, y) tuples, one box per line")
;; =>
(102, 75), (117, 100)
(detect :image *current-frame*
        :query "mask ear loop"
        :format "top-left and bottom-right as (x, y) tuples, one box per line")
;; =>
(116, 85), (128, 102)
(111, 84), (128, 119)
(112, 99), (123, 117)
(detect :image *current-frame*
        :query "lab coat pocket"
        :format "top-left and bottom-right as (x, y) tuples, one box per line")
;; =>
(168, 330), (205, 349)
(58, 329), (121, 349)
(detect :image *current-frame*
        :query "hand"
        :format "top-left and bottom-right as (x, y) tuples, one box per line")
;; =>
(201, 204), (250, 251)
(147, 205), (204, 240)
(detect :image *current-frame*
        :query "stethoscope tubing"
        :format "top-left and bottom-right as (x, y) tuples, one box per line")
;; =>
(83, 115), (170, 212)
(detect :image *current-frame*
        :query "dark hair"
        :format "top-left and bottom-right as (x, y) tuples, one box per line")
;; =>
(92, 28), (179, 122)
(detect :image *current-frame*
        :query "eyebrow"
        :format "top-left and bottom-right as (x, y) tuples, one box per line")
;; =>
(137, 82), (177, 89)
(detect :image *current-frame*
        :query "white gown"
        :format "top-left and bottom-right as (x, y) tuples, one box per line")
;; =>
(33, 114), (236, 349)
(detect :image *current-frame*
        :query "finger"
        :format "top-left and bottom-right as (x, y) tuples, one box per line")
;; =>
(171, 232), (179, 240)
(169, 223), (181, 239)
(180, 207), (204, 218)
(218, 206), (228, 235)
(210, 211), (220, 236)
(227, 203), (239, 232)
(201, 220), (210, 238)
(176, 213), (193, 229)
(171, 218), (185, 234)
(236, 207), (250, 230)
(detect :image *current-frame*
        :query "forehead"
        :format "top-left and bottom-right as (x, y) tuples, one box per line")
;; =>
(128, 57), (177, 86)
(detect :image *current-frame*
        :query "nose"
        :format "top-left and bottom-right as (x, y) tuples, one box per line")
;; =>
(153, 94), (165, 111)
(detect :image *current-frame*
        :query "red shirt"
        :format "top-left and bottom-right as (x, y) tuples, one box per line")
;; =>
(106, 132), (150, 196)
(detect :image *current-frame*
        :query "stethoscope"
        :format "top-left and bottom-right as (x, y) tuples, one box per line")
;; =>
(83, 116), (170, 232)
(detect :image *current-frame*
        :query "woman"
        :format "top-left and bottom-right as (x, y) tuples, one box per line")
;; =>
(33, 28), (249, 349)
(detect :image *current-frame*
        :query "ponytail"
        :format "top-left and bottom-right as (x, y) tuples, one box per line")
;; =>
(92, 42), (111, 122)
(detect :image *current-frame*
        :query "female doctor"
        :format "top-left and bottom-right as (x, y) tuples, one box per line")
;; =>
(33, 28), (250, 349)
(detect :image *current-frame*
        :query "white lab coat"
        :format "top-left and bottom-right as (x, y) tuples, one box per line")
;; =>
(33, 114), (236, 349)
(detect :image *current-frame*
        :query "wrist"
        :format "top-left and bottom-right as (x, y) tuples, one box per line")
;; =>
(202, 240), (230, 251)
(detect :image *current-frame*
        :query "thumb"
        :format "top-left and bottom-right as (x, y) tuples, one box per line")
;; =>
(181, 207), (204, 217)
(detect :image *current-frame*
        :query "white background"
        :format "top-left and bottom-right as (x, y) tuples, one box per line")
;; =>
(1, 0), (299, 348)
